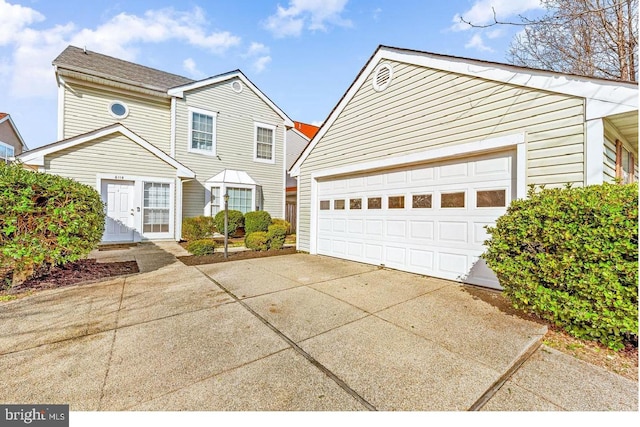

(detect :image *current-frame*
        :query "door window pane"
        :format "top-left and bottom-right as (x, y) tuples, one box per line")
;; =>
(350, 198), (362, 209)
(334, 199), (345, 210)
(476, 190), (506, 207)
(412, 194), (432, 208)
(388, 195), (405, 209)
(441, 192), (465, 208)
(368, 197), (382, 209)
(320, 200), (330, 210)
(143, 182), (170, 233)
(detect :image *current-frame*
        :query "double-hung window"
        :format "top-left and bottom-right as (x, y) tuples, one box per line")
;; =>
(189, 108), (216, 155)
(254, 122), (275, 163)
(0, 142), (15, 163)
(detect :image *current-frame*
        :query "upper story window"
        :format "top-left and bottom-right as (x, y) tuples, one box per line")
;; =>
(189, 108), (217, 155)
(254, 122), (275, 163)
(0, 142), (15, 163)
(109, 101), (129, 119)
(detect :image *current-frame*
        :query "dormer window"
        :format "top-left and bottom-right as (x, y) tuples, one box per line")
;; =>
(188, 107), (217, 155)
(109, 101), (129, 119)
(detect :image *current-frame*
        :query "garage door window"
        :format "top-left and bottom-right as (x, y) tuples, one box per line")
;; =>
(320, 200), (330, 210)
(441, 192), (465, 208)
(350, 198), (362, 209)
(388, 195), (405, 209)
(476, 189), (506, 208)
(368, 197), (382, 209)
(334, 199), (345, 210)
(412, 194), (432, 208)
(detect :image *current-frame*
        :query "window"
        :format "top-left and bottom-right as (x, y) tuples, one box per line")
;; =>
(143, 182), (170, 233)
(320, 200), (330, 210)
(109, 101), (129, 119)
(616, 140), (636, 184)
(476, 190), (506, 208)
(350, 198), (362, 209)
(441, 192), (465, 208)
(228, 187), (252, 213)
(210, 187), (221, 215)
(189, 108), (216, 154)
(255, 123), (275, 162)
(334, 199), (345, 210)
(388, 195), (405, 209)
(0, 142), (15, 163)
(368, 197), (382, 209)
(412, 194), (432, 208)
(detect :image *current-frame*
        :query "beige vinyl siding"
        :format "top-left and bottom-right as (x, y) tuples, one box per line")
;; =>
(297, 60), (587, 251)
(63, 80), (171, 153)
(0, 121), (23, 155)
(604, 119), (639, 183)
(175, 79), (285, 219)
(44, 133), (177, 186)
(604, 136), (617, 183)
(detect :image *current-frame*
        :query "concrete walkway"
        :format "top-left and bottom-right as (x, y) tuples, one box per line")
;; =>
(0, 242), (636, 412)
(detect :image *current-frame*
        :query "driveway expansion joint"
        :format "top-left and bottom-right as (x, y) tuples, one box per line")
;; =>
(197, 266), (377, 411)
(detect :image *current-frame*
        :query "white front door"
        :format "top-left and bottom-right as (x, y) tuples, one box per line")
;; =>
(102, 180), (136, 242)
(316, 151), (515, 289)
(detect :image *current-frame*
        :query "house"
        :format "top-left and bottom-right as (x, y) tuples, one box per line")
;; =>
(19, 46), (293, 243)
(0, 113), (28, 163)
(290, 45), (638, 290)
(285, 121), (320, 232)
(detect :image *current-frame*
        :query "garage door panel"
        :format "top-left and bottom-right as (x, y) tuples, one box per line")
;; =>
(316, 151), (514, 289)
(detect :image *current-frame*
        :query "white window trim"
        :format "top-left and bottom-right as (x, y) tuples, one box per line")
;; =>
(108, 100), (129, 119)
(254, 122), (276, 164)
(0, 140), (15, 162)
(205, 183), (258, 216)
(188, 107), (217, 156)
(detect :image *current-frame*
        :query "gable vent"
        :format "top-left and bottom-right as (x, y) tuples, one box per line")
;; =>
(372, 63), (393, 92)
(231, 80), (243, 93)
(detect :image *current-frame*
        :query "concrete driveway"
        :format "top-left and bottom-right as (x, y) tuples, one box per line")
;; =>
(0, 247), (636, 411)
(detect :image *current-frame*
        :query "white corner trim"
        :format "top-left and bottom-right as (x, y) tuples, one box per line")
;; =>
(170, 97), (177, 158)
(310, 132), (526, 180)
(175, 178), (183, 241)
(585, 118), (605, 186)
(57, 76), (65, 141)
(309, 176), (318, 254)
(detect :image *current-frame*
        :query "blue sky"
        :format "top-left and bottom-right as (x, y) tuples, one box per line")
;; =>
(0, 0), (546, 149)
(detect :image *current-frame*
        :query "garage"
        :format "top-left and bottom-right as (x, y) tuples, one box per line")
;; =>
(316, 151), (515, 289)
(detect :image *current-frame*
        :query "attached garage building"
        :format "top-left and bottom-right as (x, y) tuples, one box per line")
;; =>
(290, 45), (638, 290)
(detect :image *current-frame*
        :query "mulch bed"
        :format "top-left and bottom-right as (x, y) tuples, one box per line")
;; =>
(178, 246), (297, 266)
(3, 259), (139, 295)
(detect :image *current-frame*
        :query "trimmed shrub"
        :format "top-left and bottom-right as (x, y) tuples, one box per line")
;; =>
(244, 211), (272, 234)
(214, 210), (244, 236)
(267, 224), (287, 250)
(245, 231), (269, 251)
(0, 163), (105, 285)
(483, 183), (638, 350)
(186, 239), (216, 256)
(182, 216), (215, 241)
(271, 218), (291, 235)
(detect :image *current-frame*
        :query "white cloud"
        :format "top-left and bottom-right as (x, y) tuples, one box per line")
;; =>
(183, 58), (206, 79)
(464, 33), (494, 52)
(310, 120), (323, 127)
(372, 7), (382, 21)
(245, 42), (270, 57)
(253, 56), (272, 73)
(0, 2), (241, 98)
(451, 0), (542, 31)
(243, 42), (271, 73)
(264, 0), (352, 38)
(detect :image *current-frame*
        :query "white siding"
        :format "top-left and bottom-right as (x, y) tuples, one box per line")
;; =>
(174, 78), (286, 219)
(298, 60), (587, 251)
(62, 80), (171, 153)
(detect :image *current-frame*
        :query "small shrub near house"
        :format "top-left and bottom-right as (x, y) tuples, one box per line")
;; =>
(182, 216), (215, 241)
(214, 210), (244, 237)
(0, 162), (105, 286)
(483, 183), (638, 350)
(266, 224), (287, 250)
(186, 239), (216, 256)
(244, 211), (272, 234)
(271, 218), (291, 235)
(244, 231), (269, 251)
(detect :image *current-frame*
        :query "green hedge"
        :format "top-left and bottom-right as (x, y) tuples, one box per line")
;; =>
(0, 163), (105, 285)
(244, 211), (272, 235)
(266, 224), (287, 250)
(271, 218), (291, 235)
(483, 183), (638, 350)
(245, 231), (269, 251)
(186, 239), (216, 256)
(214, 210), (244, 237)
(182, 216), (215, 241)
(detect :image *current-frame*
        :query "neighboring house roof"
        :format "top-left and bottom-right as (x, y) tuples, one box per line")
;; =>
(290, 45), (639, 177)
(293, 121), (320, 139)
(53, 45), (195, 93)
(168, 71), (295, 127)
(18, 123), (195, 178)
(0, 112), (28, 150)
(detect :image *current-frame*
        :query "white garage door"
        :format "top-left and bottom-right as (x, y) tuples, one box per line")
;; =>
(316, 151), (515, 289)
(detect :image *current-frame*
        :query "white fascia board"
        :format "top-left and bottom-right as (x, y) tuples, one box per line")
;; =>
(19, 124), (195, 179)
(169, 72), (294, 128)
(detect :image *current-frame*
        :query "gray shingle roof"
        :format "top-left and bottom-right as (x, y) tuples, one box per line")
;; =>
(53, 45), (194, 92)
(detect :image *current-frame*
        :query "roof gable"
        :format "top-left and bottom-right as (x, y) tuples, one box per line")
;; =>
(290, 45), (639, 176)
(18, 124), (195, 178)
(168, 70), (294, 127)
(0, 113), (28, 150)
